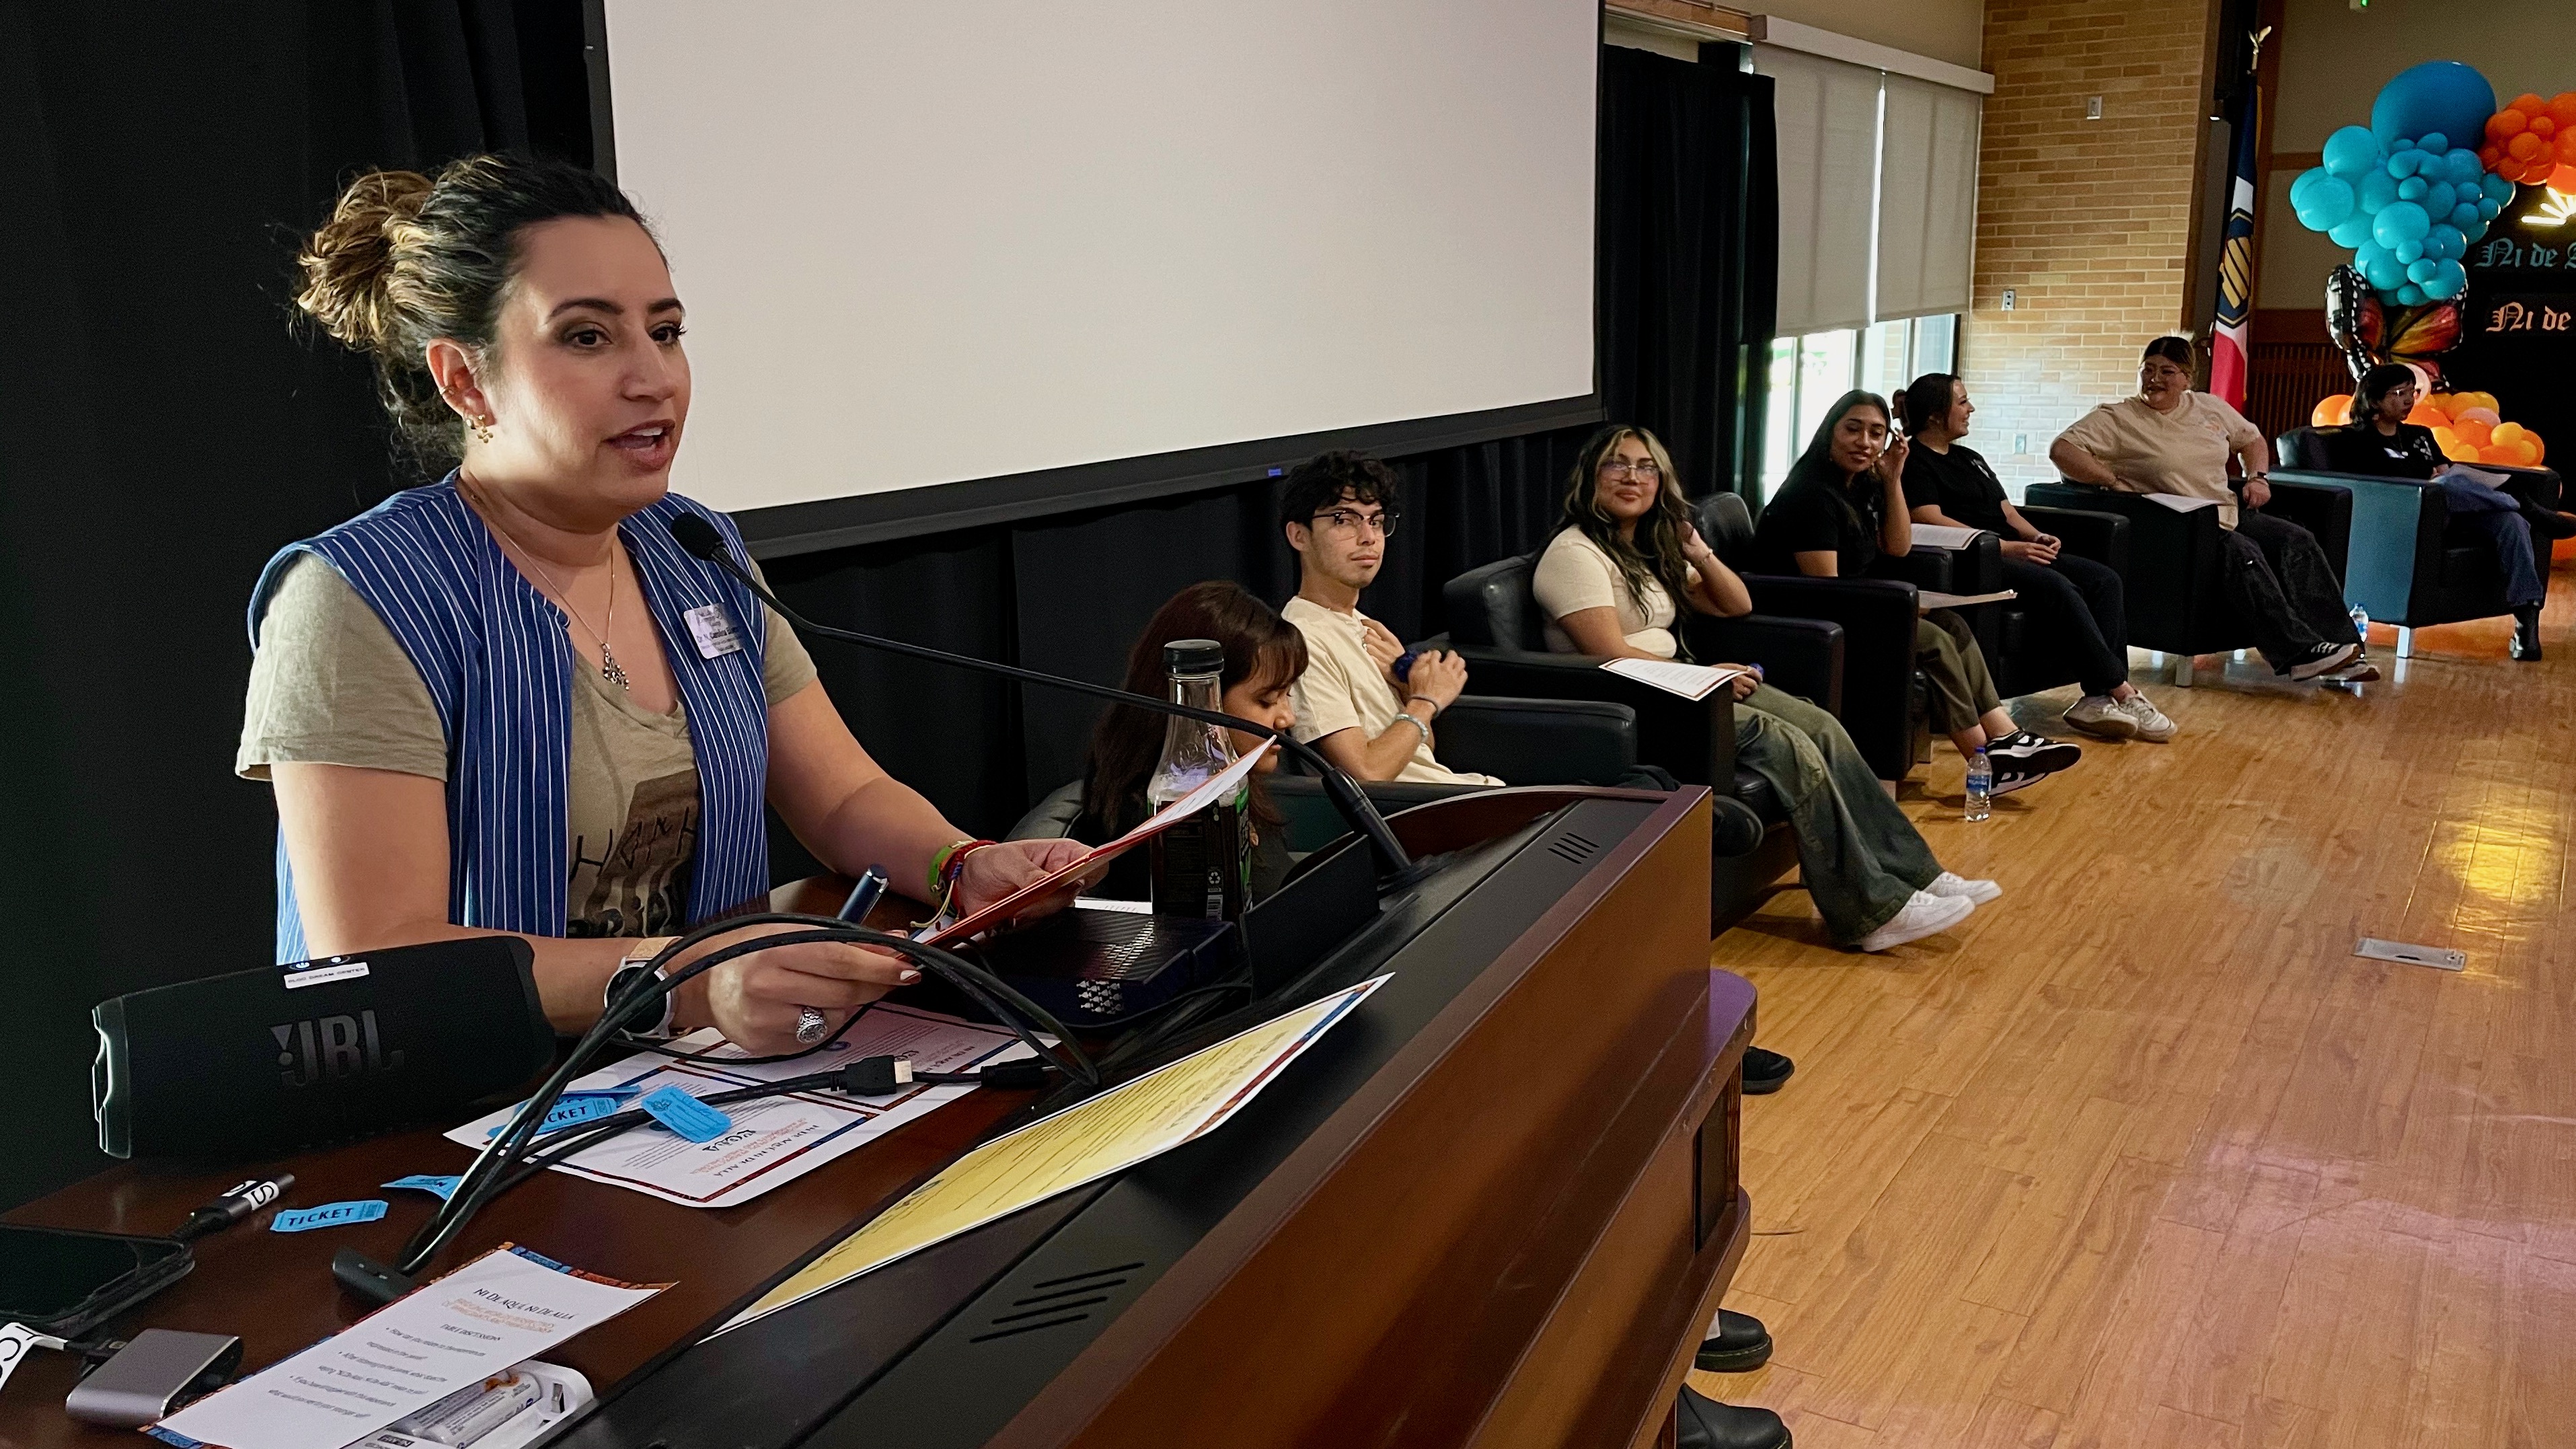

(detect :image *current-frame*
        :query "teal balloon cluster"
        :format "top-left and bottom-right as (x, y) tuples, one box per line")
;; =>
(2289, 65), (2513, 305)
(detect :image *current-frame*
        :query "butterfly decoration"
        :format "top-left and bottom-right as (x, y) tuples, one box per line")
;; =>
(2325, 262), (2466, 387)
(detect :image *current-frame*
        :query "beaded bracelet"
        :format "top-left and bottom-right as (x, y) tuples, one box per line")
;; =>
(927, 838), (997, 901)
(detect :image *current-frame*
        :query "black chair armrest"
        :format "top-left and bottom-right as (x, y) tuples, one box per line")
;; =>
(1432, 696), (1638, 786)
(1443, 646), (1737, 788)
(1735, 573), (1920, 780)
(2254, 476), (2354, 583)
(1685, 613), (1845, 716)
(1872, 546), (1958, 591)
(2016, 505), (2130, 576)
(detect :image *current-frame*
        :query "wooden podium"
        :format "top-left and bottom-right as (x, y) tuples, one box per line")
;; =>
(3, 786), (1752, 1449)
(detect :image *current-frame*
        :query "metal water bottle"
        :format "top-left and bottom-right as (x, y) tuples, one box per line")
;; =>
(1964, 747), (1992, 822)
(1145, 639), (1250, 920)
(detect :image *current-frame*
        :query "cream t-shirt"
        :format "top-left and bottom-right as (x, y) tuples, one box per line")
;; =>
(2054, 392), (2267, 529)
(239, 554), (819, 936)
(1279, 595), (1500, 787)
(1530, 527), (1697, 659)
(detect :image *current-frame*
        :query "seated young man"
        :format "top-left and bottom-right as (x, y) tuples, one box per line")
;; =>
(2324, 363), (2567, 661)
(2049, 336), (2365, 681)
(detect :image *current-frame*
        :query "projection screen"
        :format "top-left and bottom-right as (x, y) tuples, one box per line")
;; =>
(600, 1), (1600, 549)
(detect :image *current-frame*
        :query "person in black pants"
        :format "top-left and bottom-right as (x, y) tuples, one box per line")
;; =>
(1897, 373), (2178, 743)
(2323, 363), (2573, 661)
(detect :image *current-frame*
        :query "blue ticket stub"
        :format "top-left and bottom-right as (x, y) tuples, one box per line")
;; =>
(640, 1086), (732, 1143)
(382, 1175), (462, 1201)
(487, 1092), (626, 1140)
(271, 1199), (389, 1233)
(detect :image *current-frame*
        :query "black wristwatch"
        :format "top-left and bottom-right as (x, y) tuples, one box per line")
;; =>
(605, 936), (681, 1040)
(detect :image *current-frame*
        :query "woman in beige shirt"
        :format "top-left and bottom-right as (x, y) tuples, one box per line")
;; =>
(2049, 336), (2363, 681)
(1531, 425), (1998, 955)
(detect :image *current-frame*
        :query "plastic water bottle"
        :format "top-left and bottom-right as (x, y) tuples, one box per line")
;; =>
(1145, 639), (1249, 920)
(1964, 748), (1992, 822)
(2349, 605), (2369, 640)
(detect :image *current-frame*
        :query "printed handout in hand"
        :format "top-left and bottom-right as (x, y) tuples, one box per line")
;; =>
(925, 739), (1273, 944)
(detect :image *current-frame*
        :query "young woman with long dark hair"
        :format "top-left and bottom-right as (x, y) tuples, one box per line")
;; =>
(1755, 392), (2082, 793)
(1076, 581), (1304, 901)
(1897, 373), (2176, 739)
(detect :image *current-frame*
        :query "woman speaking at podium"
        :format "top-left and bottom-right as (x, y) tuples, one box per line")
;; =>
(238, 155), (1084, 1054)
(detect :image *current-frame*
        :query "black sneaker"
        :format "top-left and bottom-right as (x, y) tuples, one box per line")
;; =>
(1990, 761), (2049, 795)
(2285, 642), (2359, 679)
(1743, 1046), (1794, 1095)
(1986, 730), (2081, 774)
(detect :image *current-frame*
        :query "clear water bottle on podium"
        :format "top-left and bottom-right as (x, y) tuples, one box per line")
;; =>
(1145, 639), (1250, 920)
(1964, 747), (1992, 823)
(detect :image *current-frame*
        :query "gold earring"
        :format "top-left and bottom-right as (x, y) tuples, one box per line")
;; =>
(469, 416), (496, 446)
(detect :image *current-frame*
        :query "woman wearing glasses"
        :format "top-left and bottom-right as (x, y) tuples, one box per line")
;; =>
(1532, 425), (1998, 953)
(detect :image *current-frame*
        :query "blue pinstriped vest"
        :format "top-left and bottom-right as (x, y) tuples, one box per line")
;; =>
(250, 474), (771, 963)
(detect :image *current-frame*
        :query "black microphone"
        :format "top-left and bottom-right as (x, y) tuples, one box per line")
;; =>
(667, 514), (1419, 879)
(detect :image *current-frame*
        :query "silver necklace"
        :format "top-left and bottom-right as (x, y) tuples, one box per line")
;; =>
(468, 486), (632, 690)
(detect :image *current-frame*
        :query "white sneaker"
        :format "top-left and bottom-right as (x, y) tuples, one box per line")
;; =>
(1854, 890), (1975, 952)
(2112, 693), (2176, 743)
(2061, 694), (2137, 739)
(1927, 870), (2002, 904)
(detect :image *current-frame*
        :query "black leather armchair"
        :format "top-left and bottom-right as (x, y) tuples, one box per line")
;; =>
(1694, 493), (1928, 781)
(1928, 506), (2134, 699)
(2274, 426), (2558, 651)
(1436, 545), (1844, 929)
(2022, 477), (2353, 685)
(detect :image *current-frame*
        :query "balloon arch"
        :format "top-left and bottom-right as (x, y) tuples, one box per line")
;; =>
(2285, 61), (2565, 467)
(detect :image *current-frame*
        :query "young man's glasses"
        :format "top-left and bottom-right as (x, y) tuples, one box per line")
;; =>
(1598, 460), (1661, 480)
(1311, 509), (1396, 537)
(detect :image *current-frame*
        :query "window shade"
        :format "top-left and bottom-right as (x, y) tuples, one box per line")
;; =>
(1876, 75), (1981, 322)
(1757, 45), (1881, 334)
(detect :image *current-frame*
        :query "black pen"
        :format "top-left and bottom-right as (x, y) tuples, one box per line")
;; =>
(838, 865), (891, 922)
(173, 1173), (296, 1242)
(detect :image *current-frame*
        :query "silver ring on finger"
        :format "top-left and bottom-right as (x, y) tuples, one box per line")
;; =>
(794, 1006), (830, 1045)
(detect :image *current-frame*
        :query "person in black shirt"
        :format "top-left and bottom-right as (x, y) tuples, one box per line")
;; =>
(2326, 364), (2558, 659)
(1754, 389), (2081, 794)
(1898, 373), (2176, 741)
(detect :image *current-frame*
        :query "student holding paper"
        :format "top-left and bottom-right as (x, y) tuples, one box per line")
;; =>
(1532, 425), (2000, 955)
(1755, 393), (2084, 792)
(1897, 373), (2176, 742)
(2049, 336), (2363, 681)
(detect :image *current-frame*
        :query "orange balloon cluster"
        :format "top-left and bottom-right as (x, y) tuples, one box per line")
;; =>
(2312, 390), (2548, 468)
(2482, 92), (2576, 191)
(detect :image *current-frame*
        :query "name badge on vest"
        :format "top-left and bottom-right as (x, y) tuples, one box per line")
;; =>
(685, 604), (745, 660)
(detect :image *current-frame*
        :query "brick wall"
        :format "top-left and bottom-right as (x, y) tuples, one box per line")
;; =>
(1965, 0), (2218, 490)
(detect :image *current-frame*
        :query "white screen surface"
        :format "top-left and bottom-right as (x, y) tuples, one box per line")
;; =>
(605, 1), (1597, 517)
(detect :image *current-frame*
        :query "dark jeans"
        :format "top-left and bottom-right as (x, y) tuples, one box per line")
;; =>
(2222, 511), (2363, 668)
(1999, 552), (2129, 696)
(2435, 477), (2545, 609)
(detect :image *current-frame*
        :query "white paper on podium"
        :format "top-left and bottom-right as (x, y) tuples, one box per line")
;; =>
(150, 1246), (660, 1449)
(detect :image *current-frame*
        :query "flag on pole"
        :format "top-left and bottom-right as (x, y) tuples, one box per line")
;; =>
(2210, 50), (2265, 409)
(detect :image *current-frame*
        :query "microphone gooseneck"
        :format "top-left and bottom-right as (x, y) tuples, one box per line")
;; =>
(666, 515), (1418, 879)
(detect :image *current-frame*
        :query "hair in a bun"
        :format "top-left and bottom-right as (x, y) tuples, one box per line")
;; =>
(293, 154), (651, 468)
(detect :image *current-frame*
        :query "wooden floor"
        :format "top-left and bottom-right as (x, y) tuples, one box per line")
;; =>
(1694, 572), (2576, 1449)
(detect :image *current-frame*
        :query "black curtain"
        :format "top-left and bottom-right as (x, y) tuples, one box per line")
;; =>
(1597, 46), (1779, 499)
(1, 15), (1773, 1209)
(0, 0), (594, 1208)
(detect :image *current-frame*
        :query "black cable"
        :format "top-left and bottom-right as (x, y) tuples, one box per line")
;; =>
(392, 916), (1098, 1277)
